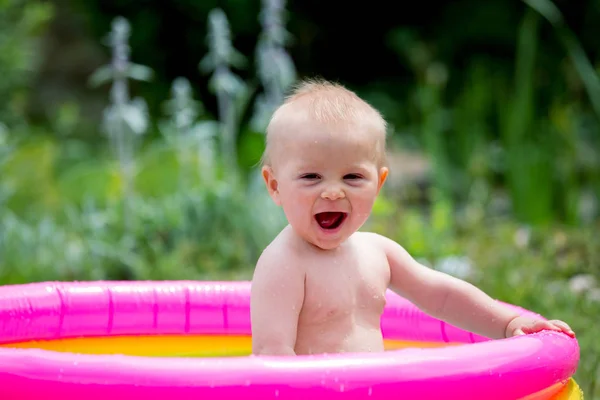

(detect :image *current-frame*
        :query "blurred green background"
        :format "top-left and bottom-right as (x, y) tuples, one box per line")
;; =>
(0, 0), (598, 396)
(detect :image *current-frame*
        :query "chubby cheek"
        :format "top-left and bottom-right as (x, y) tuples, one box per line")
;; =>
(279, 189), (314, 223)
(350, 188), (379, 220)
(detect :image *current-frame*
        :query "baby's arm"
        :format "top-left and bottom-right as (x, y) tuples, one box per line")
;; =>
(376, 234), (528, 339)
(250, 244), (305, 355)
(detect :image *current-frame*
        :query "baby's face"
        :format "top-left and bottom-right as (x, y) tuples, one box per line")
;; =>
(263, 123), (388, 250)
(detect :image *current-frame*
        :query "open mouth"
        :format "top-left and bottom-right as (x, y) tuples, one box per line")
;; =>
(314, 212), (348, 230)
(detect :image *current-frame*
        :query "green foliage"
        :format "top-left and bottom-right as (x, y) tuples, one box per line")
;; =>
(382, 4), (600, 227)
(0, 4), (293, 282)
(0, 0), (53, 123)
(524, 0), (600, 121)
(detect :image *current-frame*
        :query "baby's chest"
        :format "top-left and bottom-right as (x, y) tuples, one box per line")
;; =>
(301, 254), (390, 321)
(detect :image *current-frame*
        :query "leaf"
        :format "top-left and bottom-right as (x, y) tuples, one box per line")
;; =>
(128, 64), (153, 82)
(198, 54), (215, 74)
(122, 98), (149, 135)
(208, 71), (246, 97)
(88, 65), (114, 87)
(522, 0), (562, 25)
(228, 48), (247, 69)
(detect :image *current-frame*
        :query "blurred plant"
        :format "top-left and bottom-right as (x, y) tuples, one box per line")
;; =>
(386, 29), (455, 234)
(161, 77), (219, 190)
(199, 9), (248, 180)
(523, 0), (600, 122)
(251, 0), (297, 132)
(523, 0), (600, 225)
(89, 16), (153, 229)
(0, 0), (53, 123)
(0, 123), (10, 202)
(387, 15), (599, 227)
(499, 9), (554, 225)
(0, 122), (9, 265)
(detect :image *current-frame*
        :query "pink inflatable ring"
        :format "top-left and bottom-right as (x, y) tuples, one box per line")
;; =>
(0, 280), (581, 399)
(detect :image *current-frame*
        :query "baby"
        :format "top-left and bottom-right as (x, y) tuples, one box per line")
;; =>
(250, 78), (574, 356)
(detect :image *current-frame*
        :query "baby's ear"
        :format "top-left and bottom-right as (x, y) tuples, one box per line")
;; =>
(262, 166), (281, 205)
(377, 167), (389, 192)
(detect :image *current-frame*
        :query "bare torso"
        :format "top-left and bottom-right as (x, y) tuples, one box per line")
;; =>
(291, 232), (391, 354)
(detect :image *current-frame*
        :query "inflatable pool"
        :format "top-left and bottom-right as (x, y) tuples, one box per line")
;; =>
(0, 280), (581, 399)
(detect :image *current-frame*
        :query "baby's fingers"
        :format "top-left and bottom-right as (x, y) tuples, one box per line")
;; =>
(548, 320), (576, 337)
(527, 319), (575, 337)
(520, 319), (560, 334)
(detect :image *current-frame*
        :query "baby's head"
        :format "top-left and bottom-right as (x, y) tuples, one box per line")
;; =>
(261, 78), (389, 250)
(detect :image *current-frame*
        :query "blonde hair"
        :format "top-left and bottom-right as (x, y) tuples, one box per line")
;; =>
(261, 78), (388, 167)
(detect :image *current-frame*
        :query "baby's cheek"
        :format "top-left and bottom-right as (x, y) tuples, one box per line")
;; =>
(355, 189), (378, 207)
(353, 200), (376, 219)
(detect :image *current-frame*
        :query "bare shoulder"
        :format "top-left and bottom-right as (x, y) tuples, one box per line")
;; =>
(251, 225), (305, 291)
(354, 231), (398, 252)
(254, 226), (302, 270)
(354, 231), (416, 271)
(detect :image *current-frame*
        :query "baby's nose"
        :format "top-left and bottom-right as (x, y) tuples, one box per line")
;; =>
(321, 188), (346, 200)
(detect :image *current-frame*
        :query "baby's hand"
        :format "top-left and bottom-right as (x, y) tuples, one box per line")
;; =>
(505, 315), (575, 338)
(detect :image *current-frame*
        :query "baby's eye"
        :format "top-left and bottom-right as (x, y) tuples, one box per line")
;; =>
(343, 174), (363, 180)
(300, 173), (321, 180)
